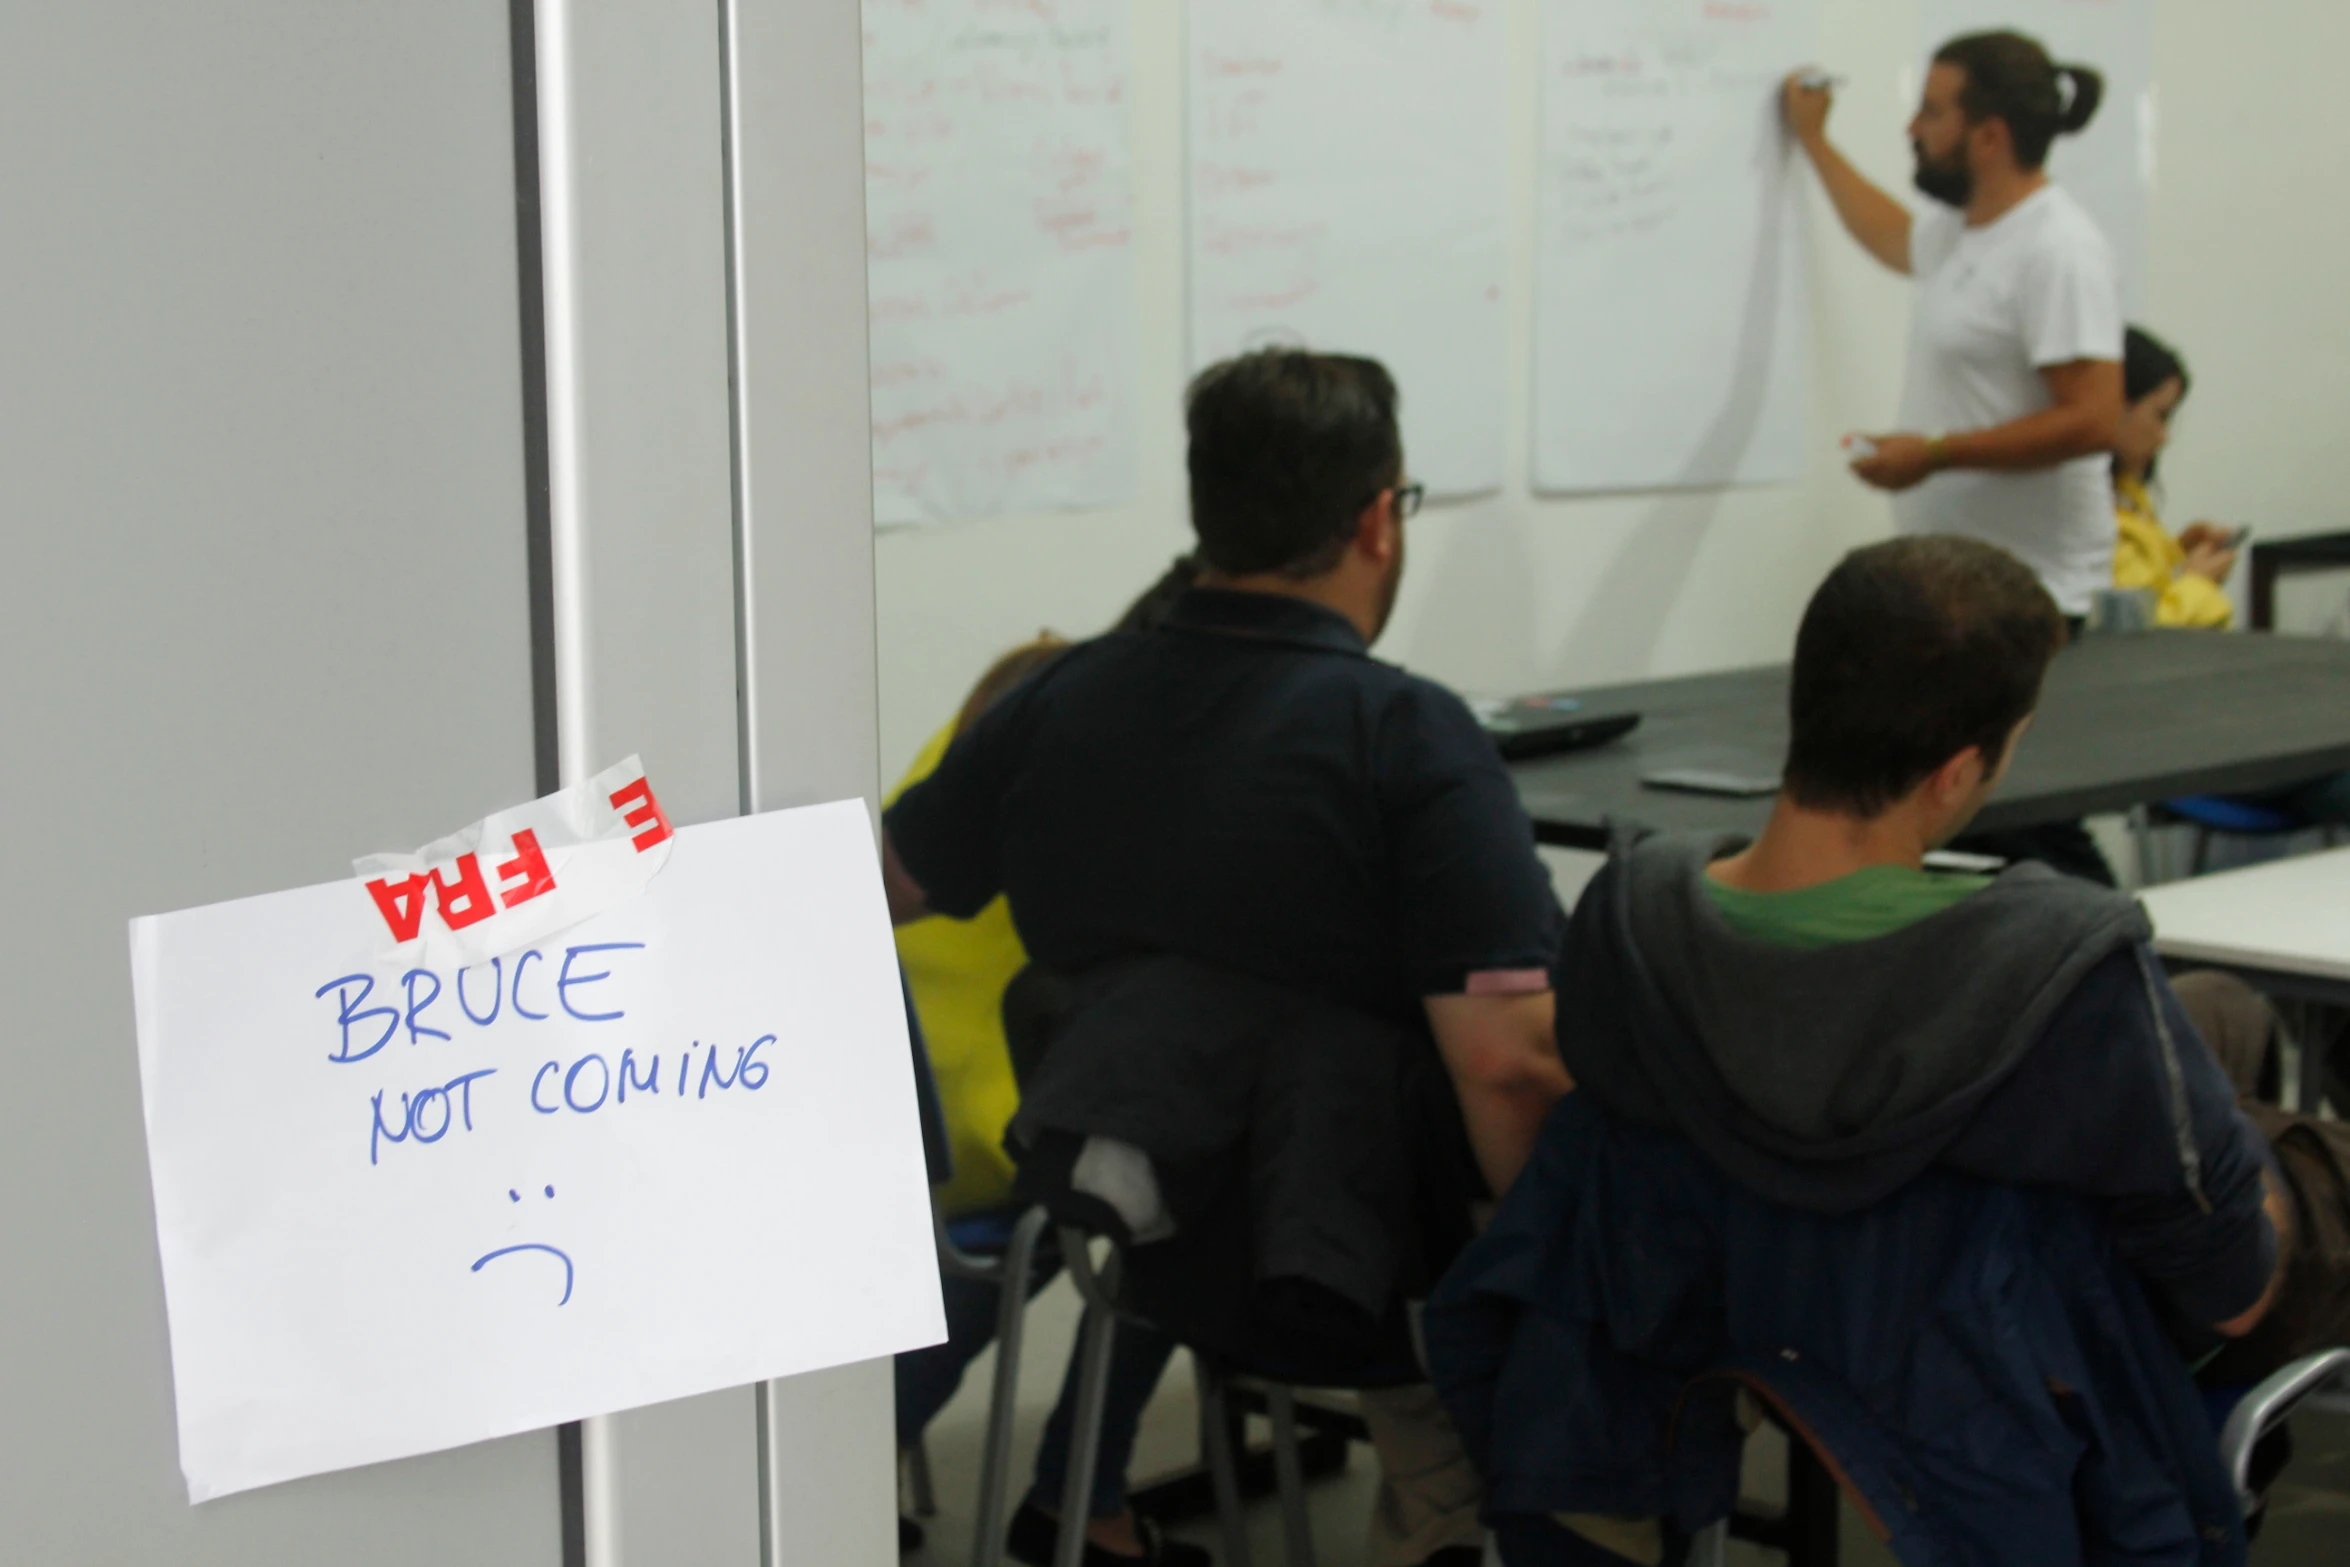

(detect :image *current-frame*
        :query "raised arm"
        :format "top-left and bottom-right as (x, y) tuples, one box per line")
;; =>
(1425, 991), (1573, 1196)
(1783, 72), (1912, 274)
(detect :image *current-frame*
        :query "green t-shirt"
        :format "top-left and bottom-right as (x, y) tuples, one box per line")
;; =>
(1703, 863), (1992, 949)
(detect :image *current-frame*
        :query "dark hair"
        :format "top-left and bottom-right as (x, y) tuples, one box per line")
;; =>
(1783, 536), (2066, 817)
(2123, 325), (2189, 405)
(1934, 31), (2103, 169)
(1185, 349), (1402, 578)
(1111, 553), (1202, 633)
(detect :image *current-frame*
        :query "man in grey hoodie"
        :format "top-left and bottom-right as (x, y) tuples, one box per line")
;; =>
(1558, 534), (2290, 1355)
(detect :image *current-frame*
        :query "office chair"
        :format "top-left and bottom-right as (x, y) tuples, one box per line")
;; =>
(900, 971), (1056, 1567)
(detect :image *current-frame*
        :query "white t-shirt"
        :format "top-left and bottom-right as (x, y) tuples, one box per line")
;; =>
(1893, 185), (2124, 614)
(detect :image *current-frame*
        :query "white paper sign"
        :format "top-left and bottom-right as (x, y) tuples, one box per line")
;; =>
(353, 755), (674, 969)
(863, 0), (1137, 525)
(1186, 0), (1509, 497)
(1533, 0), (1818, 493)
(130, 801), (944, 1502)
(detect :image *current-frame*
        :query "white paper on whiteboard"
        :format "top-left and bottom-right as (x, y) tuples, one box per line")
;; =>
(131, 801), (944, 1502)
(1186, 0), (1508, 498)
(1533, 0), (1817, 494)
(863, 0), (1137, 525)
(1917, 0), (2153, 314)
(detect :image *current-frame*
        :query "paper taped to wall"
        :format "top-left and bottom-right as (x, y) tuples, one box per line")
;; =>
(131, 801), (943, 1502)
(863, 0), (1137, 525)
(353, 756), (674, 969)
(1186, 0), (1509, 496)
(1533, 0), (1818, 493)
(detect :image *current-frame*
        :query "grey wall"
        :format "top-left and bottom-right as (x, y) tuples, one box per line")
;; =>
(735, 0), (899, 1557)
(553, 0), (898, 1553)
(0, 3), (559, 1560)
(2, 0), (894, 1559)
(547, 0), (765, 1556)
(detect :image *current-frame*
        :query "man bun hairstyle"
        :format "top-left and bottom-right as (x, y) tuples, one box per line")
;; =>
(1186, 348), (1402, 579)
(1783, 536), (2066, 819)
(1934, 30), (2103, 169)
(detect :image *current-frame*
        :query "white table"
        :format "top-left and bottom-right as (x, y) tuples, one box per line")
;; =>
(2141, 846), (2350, 1110)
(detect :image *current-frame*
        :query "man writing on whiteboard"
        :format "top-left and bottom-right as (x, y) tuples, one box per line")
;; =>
(1785, 31), (2123, 624)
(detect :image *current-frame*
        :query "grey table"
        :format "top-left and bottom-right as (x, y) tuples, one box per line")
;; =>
(1510, 630), (2350, 849)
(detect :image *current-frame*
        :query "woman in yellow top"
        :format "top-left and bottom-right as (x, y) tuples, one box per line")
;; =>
(2112, 327), (2240, 628)
(888, 637), (1066, 1218)
(2113, 328), (2350, 831)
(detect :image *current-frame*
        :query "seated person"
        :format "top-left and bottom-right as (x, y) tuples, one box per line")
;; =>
(2113, 325), (2238, 627)
(2112, 323), (2350, 827)
(894, 566), (1207, 1567)
(885, 348), (1573, 1567)
(2169, 968), (2350, 1403)
(1432, 536), (2297, 1565)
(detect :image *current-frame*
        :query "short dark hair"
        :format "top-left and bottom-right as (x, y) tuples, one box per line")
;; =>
(1783, 536), (2066, 817)
(1185, 349), (1402, 577)
(2123, 325), (2189, 405)
(1934, 31), (2103, 169)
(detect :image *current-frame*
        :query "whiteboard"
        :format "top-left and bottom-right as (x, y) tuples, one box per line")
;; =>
(131, 803), (943, 1501)
(1186, 0), (1508, 497)
(1917, 0), (2154, 315)
(1533, 0), (1818, 494)
(863, 0), (1136, 525)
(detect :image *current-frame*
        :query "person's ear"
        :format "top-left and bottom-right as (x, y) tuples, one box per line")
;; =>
(1970, 113), (2009, 170)
(1929, 745), (1986, 809)
(1351, 492), (1399, 566)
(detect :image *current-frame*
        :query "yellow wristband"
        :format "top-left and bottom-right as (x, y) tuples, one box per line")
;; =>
(1924, 433), (1949, 471)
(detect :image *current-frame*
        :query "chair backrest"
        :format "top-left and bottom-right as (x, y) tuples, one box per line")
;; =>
(900, 967), (955, 1189)
(2217, 1347), (2350, 1512)
(1428, 1095), (2249, 1566)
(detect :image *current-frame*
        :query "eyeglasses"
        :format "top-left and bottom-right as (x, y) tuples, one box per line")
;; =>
(1392, 483), (1426, 520)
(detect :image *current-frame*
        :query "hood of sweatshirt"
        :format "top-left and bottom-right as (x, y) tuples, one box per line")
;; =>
(1553, 832), (2150, 1211)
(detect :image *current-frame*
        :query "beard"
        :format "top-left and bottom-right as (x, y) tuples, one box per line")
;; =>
(1911, 141), (1973, 208)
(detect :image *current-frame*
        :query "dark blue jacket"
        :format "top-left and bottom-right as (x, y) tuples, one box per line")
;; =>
(1427, 1094), (2248, 1567)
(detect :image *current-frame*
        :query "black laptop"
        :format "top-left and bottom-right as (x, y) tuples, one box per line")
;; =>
(1472, 692), (1643, 761)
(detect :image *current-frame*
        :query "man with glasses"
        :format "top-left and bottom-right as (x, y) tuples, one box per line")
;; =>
(885, 349), (1569, 1567)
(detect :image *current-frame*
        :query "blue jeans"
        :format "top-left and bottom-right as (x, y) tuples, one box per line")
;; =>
(895, 1252), (1178, 1520)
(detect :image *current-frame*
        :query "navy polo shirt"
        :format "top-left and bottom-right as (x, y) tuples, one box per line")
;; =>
(885, 588), (1563, 1021)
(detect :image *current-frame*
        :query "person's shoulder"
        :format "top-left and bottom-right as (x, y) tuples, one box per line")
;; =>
(885, 716), (961, 806)
(1375, 664), (1493, 738)
(2027, 186), (2118, 263)
(993, 631), (1123, 701)
(1358, 666), (1516, 786)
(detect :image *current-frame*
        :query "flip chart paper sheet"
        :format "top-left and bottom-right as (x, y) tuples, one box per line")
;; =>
(131, 801), (943, 1501)
(1186, 0), (1509, 497)
(1534, 0), (1818, 493)
(864, 0), (1137, 525)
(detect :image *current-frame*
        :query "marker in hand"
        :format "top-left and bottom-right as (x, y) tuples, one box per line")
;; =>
(1796, 70), (1845, 91)
(1841, 433), (1878, 462)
